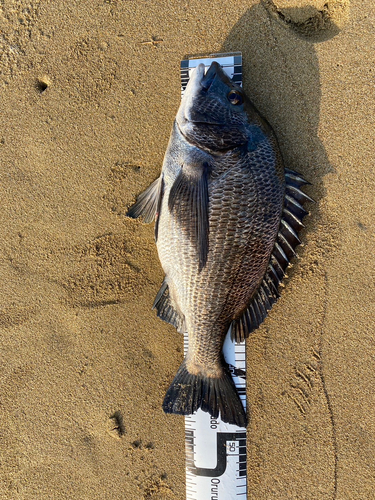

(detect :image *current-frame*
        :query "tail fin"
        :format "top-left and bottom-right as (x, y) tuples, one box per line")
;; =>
(162, 359), (247, 427)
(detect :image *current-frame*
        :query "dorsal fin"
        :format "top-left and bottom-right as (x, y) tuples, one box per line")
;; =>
(231, 168), (313, 342)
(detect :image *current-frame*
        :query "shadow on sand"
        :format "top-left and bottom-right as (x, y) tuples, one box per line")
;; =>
(220, 3), (345, 498)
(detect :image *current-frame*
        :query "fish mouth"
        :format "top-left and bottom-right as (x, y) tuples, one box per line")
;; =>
(200, 61), (232, 91)
(176, 120), (222, 141)
(200, 61), (218, 91)
(178, 62), (227, 128)
(185, 120), (222, 126)
(175, 120), (236, 154)
(176, 62), (238, 150)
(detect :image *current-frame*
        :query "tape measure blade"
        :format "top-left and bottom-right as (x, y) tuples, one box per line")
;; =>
(181, 52), (247, 500)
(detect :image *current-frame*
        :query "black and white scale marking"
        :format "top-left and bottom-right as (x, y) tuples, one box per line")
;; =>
(181, 53), (247, 500)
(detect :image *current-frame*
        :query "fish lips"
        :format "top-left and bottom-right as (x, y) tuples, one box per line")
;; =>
(177, 119), (248, 153)
(177, 62), (247, 150)
(201, 61), (233, 90)
(181, 109), (225, 127)
(178, 62), (230, 126)
(200, 61), (219, 91)
(177, 107), (226, 139)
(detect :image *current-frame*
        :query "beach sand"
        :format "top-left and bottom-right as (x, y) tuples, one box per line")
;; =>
(0, 0), (374, 498)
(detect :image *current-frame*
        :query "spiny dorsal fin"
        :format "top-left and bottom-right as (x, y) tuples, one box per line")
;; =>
(285, 168), (311, 187)
(231, 168), (313, 343)
(153, 279), (185, 333)
(127, 176), (163, 224)
(168, 162), (209, 271)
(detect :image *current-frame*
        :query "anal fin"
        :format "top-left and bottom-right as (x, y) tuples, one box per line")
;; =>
(153, 279), (185, 333)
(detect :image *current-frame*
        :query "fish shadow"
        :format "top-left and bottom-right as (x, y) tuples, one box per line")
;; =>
(221, 3), (334, 270)
(221, 4), (341, 496)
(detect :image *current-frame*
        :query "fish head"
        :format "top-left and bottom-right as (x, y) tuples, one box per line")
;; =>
(177, 62), (249, 152)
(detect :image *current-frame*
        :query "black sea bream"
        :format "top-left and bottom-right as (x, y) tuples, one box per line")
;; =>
(127, 62), (312, 427)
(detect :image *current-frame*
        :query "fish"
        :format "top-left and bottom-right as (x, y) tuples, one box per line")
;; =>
(127, 61), (312, 427)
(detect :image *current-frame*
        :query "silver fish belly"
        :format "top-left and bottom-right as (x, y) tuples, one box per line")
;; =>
(127, 62), (312, 427)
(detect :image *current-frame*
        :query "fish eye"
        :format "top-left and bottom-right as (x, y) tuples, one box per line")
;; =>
(227, 89), (244, 105)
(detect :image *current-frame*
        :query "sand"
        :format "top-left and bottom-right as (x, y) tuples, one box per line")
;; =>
(0, 0), (374, 498)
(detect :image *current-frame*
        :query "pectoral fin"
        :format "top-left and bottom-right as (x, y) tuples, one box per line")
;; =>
(168, 163), (209, 271)
(127, 176), (163, 224)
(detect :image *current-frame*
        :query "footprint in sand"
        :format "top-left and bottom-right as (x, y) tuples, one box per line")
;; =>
(62, 233), (151, 308)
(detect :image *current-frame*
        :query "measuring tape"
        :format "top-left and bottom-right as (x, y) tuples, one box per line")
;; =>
(180, 53), (247, 500)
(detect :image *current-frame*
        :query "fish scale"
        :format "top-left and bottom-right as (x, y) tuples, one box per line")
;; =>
(127, 60), (312, 428)
(158, 146), (281, 375)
